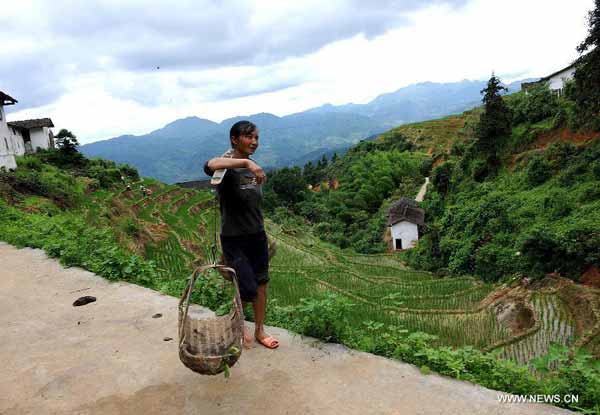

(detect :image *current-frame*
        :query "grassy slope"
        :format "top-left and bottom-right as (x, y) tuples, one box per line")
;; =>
(2, 149), (599, 411)
(0, 164), (573, 354)
(378, 107), (482, 154)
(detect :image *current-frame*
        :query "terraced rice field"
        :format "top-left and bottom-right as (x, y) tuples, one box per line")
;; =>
(91, 179), (217, 281)
(266, 223), (579, 359)
(499, 294), (577, 365)
(90, 180), (580, 364)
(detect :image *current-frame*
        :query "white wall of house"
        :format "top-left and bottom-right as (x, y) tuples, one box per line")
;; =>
(0, 105), (17, 170)
(390, 221), (419, 250)
(0, 106), (33, 169)
(547, 66), (576, 93)
(30, 127), (51, 151)
(10, 127), (25, 156)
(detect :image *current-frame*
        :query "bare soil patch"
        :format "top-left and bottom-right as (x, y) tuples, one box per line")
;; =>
(535, 127), (600, 150)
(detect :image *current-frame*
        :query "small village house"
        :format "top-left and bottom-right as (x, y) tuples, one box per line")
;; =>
(521, 62), (576, 97)
(387, 197), (425, 250)
(0, 90), (55, 170)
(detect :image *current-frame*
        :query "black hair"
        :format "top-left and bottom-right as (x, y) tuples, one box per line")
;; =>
(229, 120), (257, 147)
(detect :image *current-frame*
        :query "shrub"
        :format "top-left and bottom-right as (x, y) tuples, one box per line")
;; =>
(292, 294), (354, 343)
(557, 162), (587, 187)
(16, 155), (43, 171)
(546, 142), (578, 169)
(471, 158), (490, 182)
(87, 166), (122, 188)
(450, 141), (466, 156)
(510, 84), (559, 124)
(592, 160), (600, 179)
(525, 154), (552, 186)
(119, 164), (139, 181)
(122, 217), (141, 237)
(577, 182), (600, 202)
(420, 157), (434, 176)
(431, 161), (454, 194)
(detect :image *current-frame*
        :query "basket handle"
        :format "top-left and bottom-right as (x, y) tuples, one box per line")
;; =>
(178, 264), (244, 350)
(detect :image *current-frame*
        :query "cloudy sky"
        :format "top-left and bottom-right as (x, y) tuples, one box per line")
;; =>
(1, 0), (594, 144)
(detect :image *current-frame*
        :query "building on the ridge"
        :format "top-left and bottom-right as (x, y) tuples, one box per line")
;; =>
(386, 197), (425, 251)
(0, 90), (55, 170)
(8, 118), (55, 153)
(521, 62), (576, 97)
(0, 91), (21, 170)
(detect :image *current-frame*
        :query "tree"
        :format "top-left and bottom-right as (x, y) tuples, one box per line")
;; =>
(572, 0), (600, 129)
(55, 129), (80, 154)
(303, 161), (318, 185)
(266, 167), (307, 207)
(476, 74), (512, 163)
(318, 154), (328, 169)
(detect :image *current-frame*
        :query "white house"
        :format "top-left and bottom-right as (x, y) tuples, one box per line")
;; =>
(8, 118), (55, 153)
(387, 197), (425, 250)
(0, 91), (21, 170)
(0, 90), (55, 170)
(521, 63), (576, 97)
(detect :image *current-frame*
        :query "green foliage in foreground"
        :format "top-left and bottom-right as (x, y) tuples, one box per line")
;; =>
(2, 188), (598, 412)
(2, 143), (597, 412)
(266, 294), (600, 413)
(0, 201), (157, 286)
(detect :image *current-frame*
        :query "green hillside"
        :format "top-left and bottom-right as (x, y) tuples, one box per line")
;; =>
(270, 83), (600, 288)
(1, 146), (599, 412)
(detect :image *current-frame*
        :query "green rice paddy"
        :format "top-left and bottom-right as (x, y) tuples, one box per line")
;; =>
(96, 181), (580, 364)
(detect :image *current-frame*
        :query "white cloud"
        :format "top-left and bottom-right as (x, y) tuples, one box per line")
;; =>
(2, 0), (594, 143)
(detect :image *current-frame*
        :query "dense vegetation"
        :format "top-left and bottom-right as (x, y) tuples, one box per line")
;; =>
(264, 5), (600, 285)
(1, 6), (599, 410)
(2, 133), (599, 412)
(264, 136), (427, 252)
(572, 0), (600, 131)
(402, 80), (600, 284)
(263, 76), (600, 287)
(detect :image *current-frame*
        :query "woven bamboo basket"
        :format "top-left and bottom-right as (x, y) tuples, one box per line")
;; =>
(178, 264), (244, 375)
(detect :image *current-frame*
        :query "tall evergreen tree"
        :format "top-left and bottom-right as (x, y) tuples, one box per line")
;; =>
(476, 74), (512, 162)
(55, 129), (80, 154)
(303, 161), (317, 185)
(318, 154), (328, 169)
(573, 0), (600, 129)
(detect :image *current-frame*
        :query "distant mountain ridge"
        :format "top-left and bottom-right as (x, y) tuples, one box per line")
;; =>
(81, 78), (535, 183)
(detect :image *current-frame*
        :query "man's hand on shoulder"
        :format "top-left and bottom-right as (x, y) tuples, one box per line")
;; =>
(246, 160), (266, 184)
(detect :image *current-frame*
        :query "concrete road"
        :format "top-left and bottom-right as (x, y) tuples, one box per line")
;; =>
(0, 242), (574, 415)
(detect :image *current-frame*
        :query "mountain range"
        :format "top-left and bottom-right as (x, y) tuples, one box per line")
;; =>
(80, 78), (532, 183)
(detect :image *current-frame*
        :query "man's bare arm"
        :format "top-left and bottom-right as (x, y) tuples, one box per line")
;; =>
(207, 157), (250, 171)
(206, 158), (266, 183)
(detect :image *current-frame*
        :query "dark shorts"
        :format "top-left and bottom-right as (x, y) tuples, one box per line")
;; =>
(220, 230), (269, 302)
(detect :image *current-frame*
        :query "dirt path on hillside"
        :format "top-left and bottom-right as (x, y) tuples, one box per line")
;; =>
(0, 242), (574, 415)
(415, 177), (430, 202)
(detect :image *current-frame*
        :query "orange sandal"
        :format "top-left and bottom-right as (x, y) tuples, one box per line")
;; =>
(256, 336), (279, 349)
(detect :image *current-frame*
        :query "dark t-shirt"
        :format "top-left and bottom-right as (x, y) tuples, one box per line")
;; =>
(204, 160), (264, 237)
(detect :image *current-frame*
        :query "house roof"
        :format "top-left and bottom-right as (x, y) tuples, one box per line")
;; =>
(8, 118), (54, 129)
(540, 62), (577, 82)
(0, 91), (18, 106)
(387, 197), (425, 226)
(521, 62), (578, 90)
